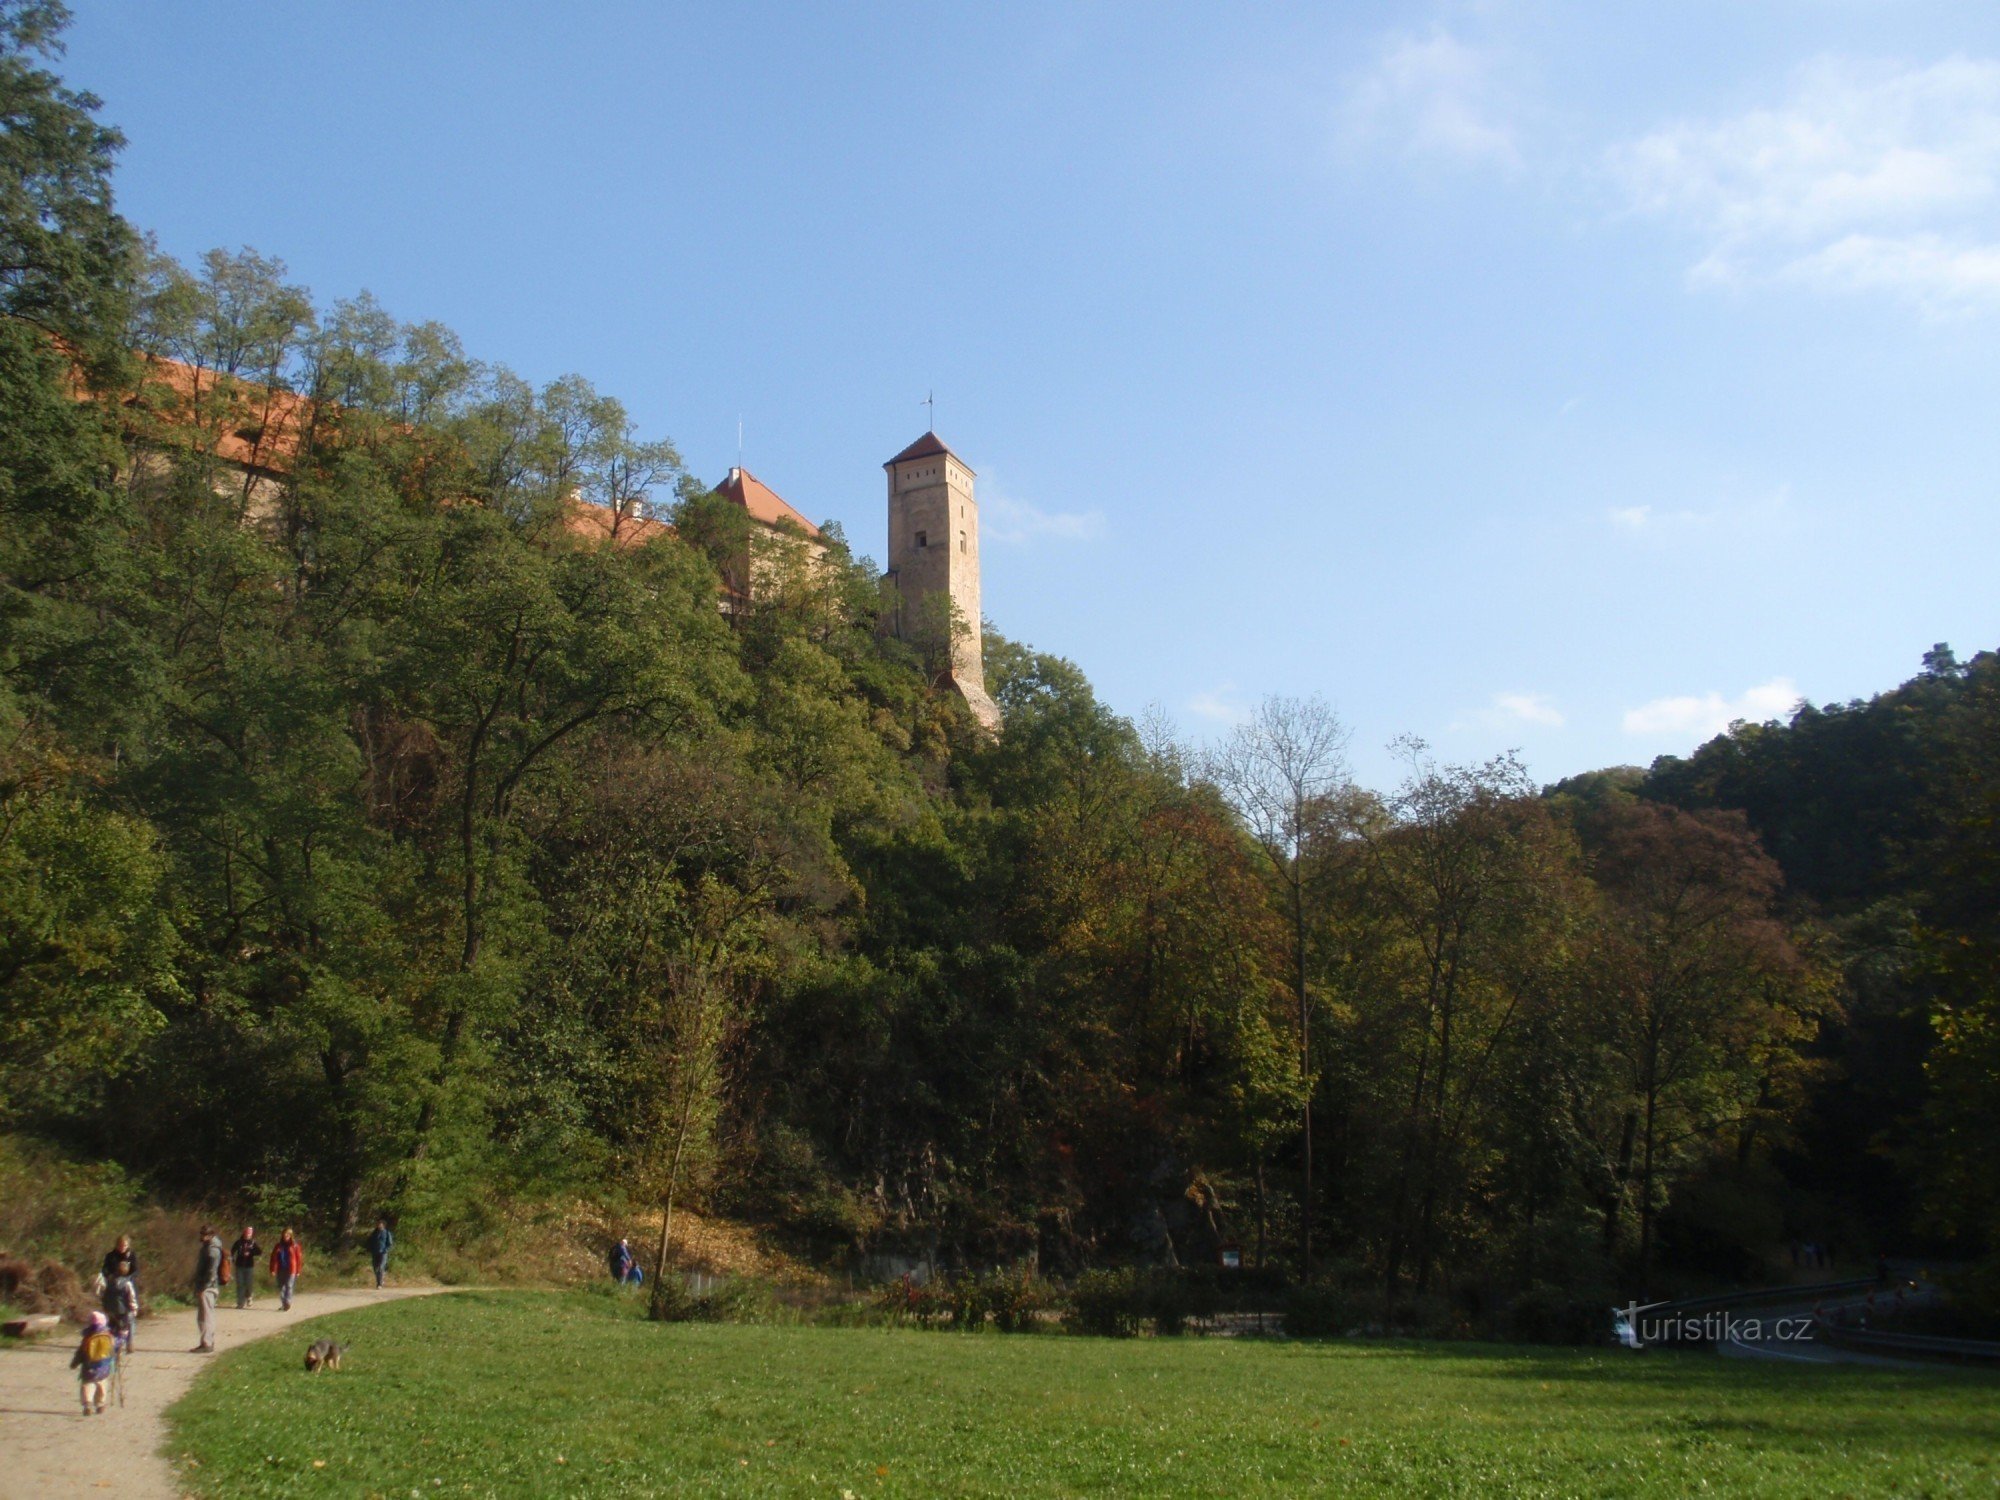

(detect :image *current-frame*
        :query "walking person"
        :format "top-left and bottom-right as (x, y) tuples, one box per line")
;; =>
(365, 1218), (394, 1288)
(105, 1270), (139, 1356)
(70, 1312), (117, 1415)
(98, 1234), (140, 1329)
(268, 1227), (304, 1312)
(189, 1225), (223, 1352)
(100, 1234), (140, 1290)
(609, 1237), (636, 1286)
(229, 1225), (259, 1309)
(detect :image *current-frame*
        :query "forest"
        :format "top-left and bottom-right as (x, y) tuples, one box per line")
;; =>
(2, 4), (1995, 1323)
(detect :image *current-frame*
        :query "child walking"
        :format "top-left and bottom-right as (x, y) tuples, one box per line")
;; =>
(70, 1312), (116, 1415)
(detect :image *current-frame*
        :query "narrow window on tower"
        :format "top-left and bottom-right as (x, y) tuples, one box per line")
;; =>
(959, 532), (967, 553)
(916, 531), (928, 549)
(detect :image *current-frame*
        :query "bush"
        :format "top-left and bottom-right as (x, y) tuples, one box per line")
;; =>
(1500, 1282), (1609, 1345)
(937, 1270), (990, 1331)
(646, 1273), (769, 1324)
(1067, 1269), (1143, 1338)
(1284, 1282), (1373, 1338)
(874, 1268), (1053, 1332)
(984, 1266), (1046, 1332)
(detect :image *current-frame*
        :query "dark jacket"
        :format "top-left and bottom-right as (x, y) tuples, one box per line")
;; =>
(101, 1246), (140, 1284)
(230, 1235), (259, 1268)
(365, 1226), (393, 1259)
(191, 1236), (224, 1292)
(609, 1242), (634, 1277)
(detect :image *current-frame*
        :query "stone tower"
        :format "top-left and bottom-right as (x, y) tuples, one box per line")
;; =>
(885, 431), (1000, 731)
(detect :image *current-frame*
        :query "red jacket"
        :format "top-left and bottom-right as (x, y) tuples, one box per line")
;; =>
(268, 1240), (304, 1277)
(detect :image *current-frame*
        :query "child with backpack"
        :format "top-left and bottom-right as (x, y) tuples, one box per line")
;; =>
(70, 1312), (117, 1415)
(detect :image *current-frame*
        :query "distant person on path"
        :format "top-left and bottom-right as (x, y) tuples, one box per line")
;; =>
(98, 1234), (139, 1328)
(104, 1269), (139, 1355)
(100, 1234), (139, 1289)
(609, 1237), (640, 1286)
(365, 1218), (394, 1287)
(269, 1227), (304, 1311)
(229, 1226), (259, 1309)
(69, 1311), (116, 1415)
(189, 1226), (223, 1352)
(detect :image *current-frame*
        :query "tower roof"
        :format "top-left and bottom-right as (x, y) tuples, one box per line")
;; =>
(714, 466), (821, 537)
(884, 431), (972, 474)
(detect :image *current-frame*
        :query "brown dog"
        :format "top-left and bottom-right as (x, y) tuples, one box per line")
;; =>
(303, 1338), (346, 1373)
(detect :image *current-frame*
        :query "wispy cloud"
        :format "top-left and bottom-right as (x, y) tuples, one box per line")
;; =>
(1339, 26), (1521, 170)
(1186, 686), (1248, 725)
(981, 486), (1105, 547)
(1609, 55), (2000, 313)
(1455, 691), (1565, 732)
(1492, 692), (1565, 728)
(1603, 483), (1794, 535)
(1622, 677), (1801, 740)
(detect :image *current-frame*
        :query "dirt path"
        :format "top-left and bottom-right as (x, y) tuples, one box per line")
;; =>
(0, 1281), (450, 1499)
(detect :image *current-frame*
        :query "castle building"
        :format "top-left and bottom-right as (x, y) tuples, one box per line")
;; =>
(883, 432), (1000, 732)
(107, 356), (999, 728)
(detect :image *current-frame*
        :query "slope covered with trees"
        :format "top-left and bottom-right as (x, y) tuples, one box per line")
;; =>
(1, 4), (1991, 1321)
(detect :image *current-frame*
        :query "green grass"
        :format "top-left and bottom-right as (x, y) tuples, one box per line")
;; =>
(168, 1290), (2000, 1497)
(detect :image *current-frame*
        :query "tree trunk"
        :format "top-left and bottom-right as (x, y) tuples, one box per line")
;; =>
(1294, 865), (1312, 1277)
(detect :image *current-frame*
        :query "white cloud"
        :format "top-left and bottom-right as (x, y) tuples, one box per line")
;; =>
(1622, 677), (1801, 740)
(1603, 483), (1793, 535)
(1340, 27), (1521, 170)
(981, 488), (1105, 546)
(1609, 55), (2000, 313)
(1455, 691), (1565, 733)
(1186, 687), (1247, 725)
(1493, 692), (1565, 728)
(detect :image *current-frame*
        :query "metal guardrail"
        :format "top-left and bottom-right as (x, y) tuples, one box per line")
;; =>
(1815, 1312), (2000, 1365)
(1660, 1278), (1876, 1317)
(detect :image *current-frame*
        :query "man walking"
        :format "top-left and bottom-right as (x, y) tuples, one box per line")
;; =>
(190, 1225), (224, 1352)
(365, 1218), (394, 1288)
(229, 1225), (259, 1309)
(269, 1227), (304, 1311)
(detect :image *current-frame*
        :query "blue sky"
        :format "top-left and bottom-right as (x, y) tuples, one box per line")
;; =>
(68, 1), (2000, 789)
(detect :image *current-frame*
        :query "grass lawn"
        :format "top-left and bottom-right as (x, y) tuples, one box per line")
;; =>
(168, 1289), (2000, 1497)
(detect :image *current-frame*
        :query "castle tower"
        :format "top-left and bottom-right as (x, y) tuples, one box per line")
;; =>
(885, 431), (1000, 731)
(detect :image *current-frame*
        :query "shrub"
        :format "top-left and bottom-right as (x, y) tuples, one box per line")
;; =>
(984, 1266), (1047, 1332)
(1501, 1281), (1611, 1345)
(1067, 1269), (1143, 1338)
(646, 1274), (770, 1324)
(937, 1270), (990, 1331)
(1284, 1282), (1372, 1339)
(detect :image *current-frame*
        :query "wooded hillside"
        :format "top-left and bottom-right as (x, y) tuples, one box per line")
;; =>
(1, 4), (1992, 1315)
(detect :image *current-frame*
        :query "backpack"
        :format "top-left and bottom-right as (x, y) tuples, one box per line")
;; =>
(218, 1255), (231, 1286)
(84, 1330), (115, 1364)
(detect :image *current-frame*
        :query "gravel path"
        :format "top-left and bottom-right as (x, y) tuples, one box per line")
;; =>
(0, 1282), (448, 1499)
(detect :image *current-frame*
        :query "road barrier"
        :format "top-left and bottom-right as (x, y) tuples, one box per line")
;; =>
(1814, 1309), (2000, 1365)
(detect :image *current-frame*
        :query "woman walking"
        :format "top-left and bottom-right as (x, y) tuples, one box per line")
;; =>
(268, 1228), (304, 1312)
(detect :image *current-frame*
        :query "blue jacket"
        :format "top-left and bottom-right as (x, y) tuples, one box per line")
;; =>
(365, 1226), (394, 1258)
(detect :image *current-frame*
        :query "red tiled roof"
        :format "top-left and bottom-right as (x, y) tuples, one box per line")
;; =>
(564, 498), (672, 548)
(884, 431), (969, 472)
(130, 355), (311, 473)
(714, 466), (821, 538)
